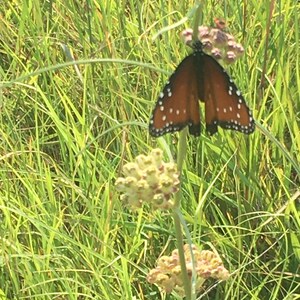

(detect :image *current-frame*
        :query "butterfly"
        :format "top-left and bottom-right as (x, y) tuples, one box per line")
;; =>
(149, 40), (255, 137)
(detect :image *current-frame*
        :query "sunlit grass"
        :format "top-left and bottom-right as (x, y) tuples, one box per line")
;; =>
(0, 0), (299, 299)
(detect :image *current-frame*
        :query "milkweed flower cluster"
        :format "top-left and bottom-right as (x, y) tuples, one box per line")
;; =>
(147, 244), (230, 296)
(181, 21), (244, 64)
(115, 149), (180, 210)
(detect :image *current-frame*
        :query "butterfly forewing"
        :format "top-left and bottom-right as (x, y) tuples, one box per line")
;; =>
(202, 54), (255, 135)
(149, 54), (201, 137)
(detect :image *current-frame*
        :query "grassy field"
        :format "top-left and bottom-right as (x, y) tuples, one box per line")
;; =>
(0, 1), (299, 299)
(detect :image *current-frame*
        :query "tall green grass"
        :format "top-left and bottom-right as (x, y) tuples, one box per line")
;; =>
(0, 0), (299, 299)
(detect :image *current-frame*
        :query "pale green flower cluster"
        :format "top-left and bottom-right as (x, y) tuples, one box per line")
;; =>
(147, 244), (230, 296)
(115, 149), (180, 209)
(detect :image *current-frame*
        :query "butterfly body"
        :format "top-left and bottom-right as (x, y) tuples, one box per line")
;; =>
(149, 41), (255, 137)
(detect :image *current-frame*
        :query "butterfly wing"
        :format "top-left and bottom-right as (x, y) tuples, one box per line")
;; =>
(149, 54), (201, 137)
(201, 54), (255, 135)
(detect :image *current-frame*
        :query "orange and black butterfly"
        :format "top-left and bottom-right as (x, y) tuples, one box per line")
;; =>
(149, 40), (255, 137)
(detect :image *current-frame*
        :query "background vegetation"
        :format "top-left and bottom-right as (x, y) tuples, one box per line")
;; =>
(0, 0), (299, 299)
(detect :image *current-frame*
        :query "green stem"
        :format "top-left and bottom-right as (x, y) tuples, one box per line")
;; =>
(171, 5), (202, 299)
(176, 128), (188, 177)
(192, 2), (203, 40)
(173, 127), (193, 299)
(173, 208), (191, 299)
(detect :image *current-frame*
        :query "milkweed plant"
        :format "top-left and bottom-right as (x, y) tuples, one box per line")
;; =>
(115, 18), (237, 300)
(115, 149), (230, 298)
